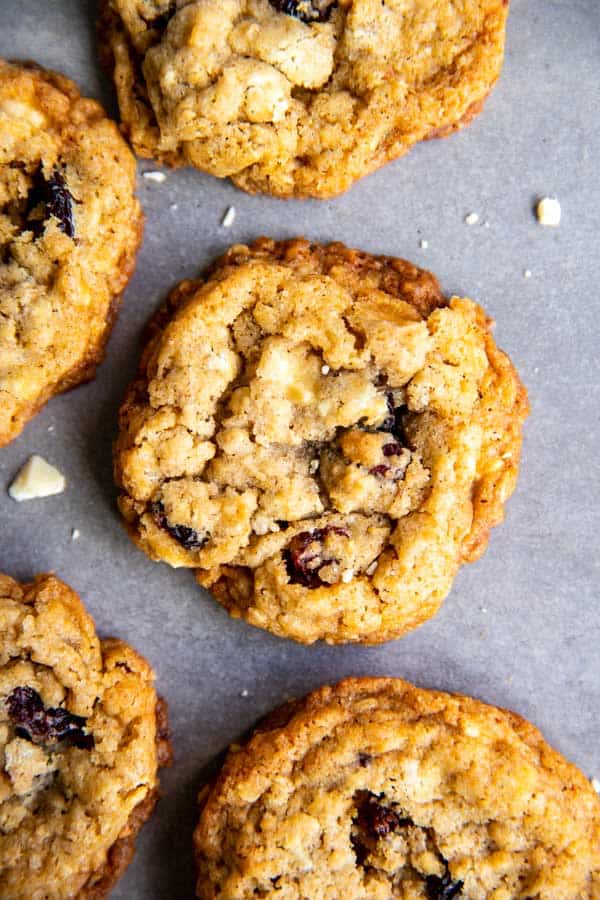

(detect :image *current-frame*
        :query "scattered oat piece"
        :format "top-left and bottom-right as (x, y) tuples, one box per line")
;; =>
(71, 528), (80, 541)
(321, 364), (330, 375)
(8, 455), (66, 501)
(142, 170), (166, 183)
(523, 269), (532, 279)
(419, 239), (429, 249)
(591, 778), (600, 794)
(464, 212), (479, 226)
(221, 206), (236, 228)
(536, 196), (561, 227)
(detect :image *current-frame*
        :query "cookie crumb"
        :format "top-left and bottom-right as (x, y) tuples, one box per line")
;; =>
(142, 170), (166, 183)
(71, 528), (80, 541)
(536, 196), (561, 227)
(170, 203), (178, 211)
(419, 239), (429, 249)
(591, 778), (600, 793)
(484, 221), (491, 229)
(47, 425), (54, 432)
(523, 269), (532, 279)
(221, 206), (236, 228)
(240, 690), (249, 698)
(464, 212), (479, 226)
(8, 455), (66, 501)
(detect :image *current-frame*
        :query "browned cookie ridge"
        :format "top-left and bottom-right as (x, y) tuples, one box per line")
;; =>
(0, 573), (172, 899)
(0, 59), (143, 446)
(114, 238), (528, 645)
(99, 0), (510, 198)
(194, 677), (600, 898)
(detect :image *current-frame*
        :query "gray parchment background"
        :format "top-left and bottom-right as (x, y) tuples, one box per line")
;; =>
(0, 1), (599, 896)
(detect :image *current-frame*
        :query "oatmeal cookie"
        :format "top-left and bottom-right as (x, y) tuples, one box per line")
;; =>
(0, 572), (172, 899)
(99, 0), (509, 198)
(114, 238), (528, 645)
(0, 59), (143, 446)
(194, 677), (600, 899)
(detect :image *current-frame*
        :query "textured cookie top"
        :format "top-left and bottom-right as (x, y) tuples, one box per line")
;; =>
(0, 573), (167, 899)
(0, 59), (143, 446)
(195, 678), (600, 898)
(115, 238), (528, 644)
(101, 0), (509, 197)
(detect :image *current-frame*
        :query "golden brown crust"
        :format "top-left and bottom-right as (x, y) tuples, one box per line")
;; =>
(194, 677), (600, 898)
(99, 0), (509, 198)
(115, 237), (528, 645)
(0, 58), (143, 446)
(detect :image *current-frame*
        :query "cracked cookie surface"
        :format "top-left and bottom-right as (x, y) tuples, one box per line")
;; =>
(114, 238), (528, 645)
(0, 573), (172, 899)
(0, 59), (143, 446)
(99, 0), (509, 198)
(194, 677), (600, 899)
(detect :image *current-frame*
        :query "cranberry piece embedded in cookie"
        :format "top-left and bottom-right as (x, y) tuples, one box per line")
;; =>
(268, 0), (337, 24)
(284, 525), (348, 589)
(26, 166), (75, 239)
(150, 501), (208, 551)
(355, 791), (411, 838)
(425, 871), (464, 899)
(6, 686), (94, 750)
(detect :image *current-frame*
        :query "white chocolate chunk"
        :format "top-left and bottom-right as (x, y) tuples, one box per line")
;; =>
(142, 170), (167, 183)
(536, 197), (561, 227)
(221, 206), (236, 227)
(8, 455), (66, 501)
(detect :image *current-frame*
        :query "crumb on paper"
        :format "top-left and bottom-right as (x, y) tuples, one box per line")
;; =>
(533, 366), (539, 374)
(47, 425), (54, 432)
(484, 221), (491, 229)
(480, 607), (487, 613)
(221, 206), (236, 228)
(536, 196), (561, 227)
(8, 455), (65, 502)
(142, 170), (166, 184)
(170, 203), (178, 211)
(419, 239), (429, 249)
(523, 269), (532, 279)
(464, 212), (479, 226)
(591, 778), (600, 793)
(240, 690), (249, 698)
(71, 528), (80, 541)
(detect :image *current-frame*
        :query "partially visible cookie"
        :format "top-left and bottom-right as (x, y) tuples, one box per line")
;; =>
(114, 237), (528, 645)
(0, 59), (143, 446)
(194, 677), (600, 898)
(0, 573), (172, 899)
(99, 0), (509, 198)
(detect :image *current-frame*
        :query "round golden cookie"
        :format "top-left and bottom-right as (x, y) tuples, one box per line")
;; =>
(0, 59), (143, 447)
(0, 573), (172, 899)
(194, 677), (600, 899)
(99, 0), (509, 198)
(114, 238), (528, 645)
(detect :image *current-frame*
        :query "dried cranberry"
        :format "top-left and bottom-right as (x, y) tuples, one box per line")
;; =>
(284, 525), (348, 589)
(26, 165), (75, 238)
(383, 442), (402, 457)
(355, 792), (411, 838)
(151, 501), (207, 551)
(425, 872), (463, 899)
(6, 686), (94, 750)
(369, 464), (391, 477)
(269, 0), (337, 23)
